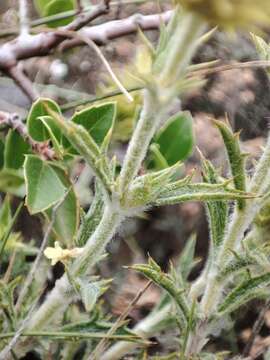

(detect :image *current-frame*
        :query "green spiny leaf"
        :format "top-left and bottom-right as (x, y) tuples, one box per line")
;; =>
(251, 33), (270, 76)
(131, 257), (189, 328)
(214, 119), (247, 210)
(218, 272), (270, 314)
(155, 183), (255, 206)
(201, 154), (228, 248)
(177, 233), (197, 281)
(217, 256), (255, 282)
(123, 164), (180, 208)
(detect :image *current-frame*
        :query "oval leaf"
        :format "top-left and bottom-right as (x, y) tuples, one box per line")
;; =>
(46, 166), (79, 246)
(0, 169), (25, 196)
(34, 0), (75, 27)
(27, 98), (62, 142)
(24, 155), (66, 214)
(4, 130), (31, 169)
(71, 102), (116, 146)
(154, 111), (194, 166)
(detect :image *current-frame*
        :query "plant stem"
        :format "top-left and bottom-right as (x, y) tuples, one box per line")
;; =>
(27, 206), (122, 330)
(61, 86), (142, 111)
(159, 11), (206, 84)
(118, 89), (166, 193)
(0, 331), (142, 341)
(0, 202), (23, 259)
(71, 206), (122, 276)
(15, 189), (71, 312)
(201, 135), (270, 315)
(21, 8), (207, 356)
(101, 304), (172, 360)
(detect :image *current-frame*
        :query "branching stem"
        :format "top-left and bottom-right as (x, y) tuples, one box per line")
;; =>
(201, 136), (270, 317)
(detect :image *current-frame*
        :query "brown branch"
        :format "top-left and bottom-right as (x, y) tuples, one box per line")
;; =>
(0, 111), (55, 160)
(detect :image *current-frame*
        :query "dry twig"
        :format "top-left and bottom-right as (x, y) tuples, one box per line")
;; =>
(243, 299), (270, 357)
(91, 280), (152, 359)
(0, 110), (55, 160)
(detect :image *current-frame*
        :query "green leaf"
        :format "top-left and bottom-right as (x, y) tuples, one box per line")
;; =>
(0, 169), (25, 196)
(24, 155), (66, 214)
(201, 155), (228, 248)
(46, 166), (79, 246)
(155, 183), (255, 206)
(0, 139), (5, 170)
(154, 111), (194, 166)
(177, 233), (197, 281)
(61, 319), (139, 340)
(71, 102), (116, 146)
(218, 272), (270, 314)
(131, 257), (190, 328)
(218, 255), (255, 282)
(0, 196), (11, 234)
(34, 0), (75, 27)
(123, 163), (181, 208)
(42, 103), (112, 192)
(27, 98), (62, 142)
(214, 120), (247, 210)
(251, 33), (270, 74)
(38, 116), (63, 158)
(79, 281), (100, 312)
(34, 0), (49, 14)
(4, 130), (31, 169)
(148, 143), (169, 170)
(76, 182), (104, 246)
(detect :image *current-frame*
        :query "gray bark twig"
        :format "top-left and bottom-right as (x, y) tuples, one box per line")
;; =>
(0, 110), (55, 160)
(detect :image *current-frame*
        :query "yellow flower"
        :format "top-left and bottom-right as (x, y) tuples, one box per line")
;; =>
(44, 242), (83, 266)
(178, 0), (270, 29)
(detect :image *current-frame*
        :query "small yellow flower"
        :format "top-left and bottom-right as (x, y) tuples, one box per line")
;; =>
(44, 242), (83, 266)
(178, 0), (270, 29)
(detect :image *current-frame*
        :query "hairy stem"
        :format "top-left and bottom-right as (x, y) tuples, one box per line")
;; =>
(27, 206), (122, 330)
(101, 304), (172, 360)
(19, 8), (207, 357)
(159, 11), (205, 84)
(118, 89), (166, 193)
(201, 135), (270, 316)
